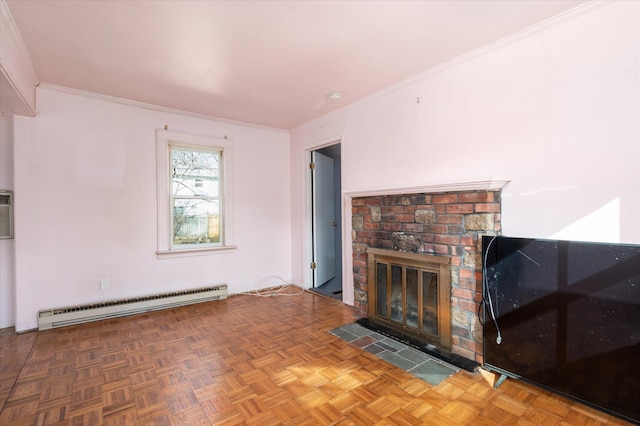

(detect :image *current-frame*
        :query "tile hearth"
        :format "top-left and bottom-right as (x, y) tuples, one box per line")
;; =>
(329, 322), (458, 386)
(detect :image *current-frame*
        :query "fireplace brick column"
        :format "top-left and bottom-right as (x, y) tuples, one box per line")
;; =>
(352, 190), (501, 363)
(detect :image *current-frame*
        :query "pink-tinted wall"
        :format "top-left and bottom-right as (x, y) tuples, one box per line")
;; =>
(13, 88), (291, 331)
(5, 1), (640, 330)
(0, 98), (15, 328)
(290, 1), (640, 304)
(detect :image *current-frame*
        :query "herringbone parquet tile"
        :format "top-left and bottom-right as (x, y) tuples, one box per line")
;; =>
(0, 288), (633, 425)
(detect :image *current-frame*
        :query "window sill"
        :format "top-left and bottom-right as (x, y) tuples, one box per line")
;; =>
(156, 245), (238, 259)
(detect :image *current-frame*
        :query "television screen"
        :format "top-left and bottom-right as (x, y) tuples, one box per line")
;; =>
(482, 236), (640, 424)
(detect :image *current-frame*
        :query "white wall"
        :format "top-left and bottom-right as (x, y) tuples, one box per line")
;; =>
(13, 87), (291, 331)
(0, 98), (15, 328)
(290, 1), (640, 303)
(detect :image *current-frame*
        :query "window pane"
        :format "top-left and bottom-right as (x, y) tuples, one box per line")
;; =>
(406, 268), (418, 329)
(173, 199), (220, 245)
(171, 148), (220, 197)
(422, 271), (438, 336)
(390, 265), (403, 323)
(376, 262), (388, 318)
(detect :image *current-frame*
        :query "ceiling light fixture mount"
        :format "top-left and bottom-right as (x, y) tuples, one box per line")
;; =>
(327, 92), (342, 100)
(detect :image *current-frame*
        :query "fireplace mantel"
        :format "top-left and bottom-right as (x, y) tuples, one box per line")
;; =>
(344, 178), (509, 198)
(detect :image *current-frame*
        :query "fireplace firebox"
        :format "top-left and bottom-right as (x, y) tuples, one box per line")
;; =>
(367, 248), (451, 350)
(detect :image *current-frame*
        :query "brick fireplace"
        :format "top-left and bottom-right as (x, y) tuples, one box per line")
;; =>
(351, 189), (502, 365)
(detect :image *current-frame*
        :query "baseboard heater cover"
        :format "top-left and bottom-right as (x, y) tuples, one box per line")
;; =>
(37, 284), (227, 330)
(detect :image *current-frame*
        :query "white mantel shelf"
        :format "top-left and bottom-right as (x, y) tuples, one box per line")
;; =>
(344, 178), (510, 198)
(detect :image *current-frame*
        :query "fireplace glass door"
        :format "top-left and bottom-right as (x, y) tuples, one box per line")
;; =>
(374, 261), (440, 339)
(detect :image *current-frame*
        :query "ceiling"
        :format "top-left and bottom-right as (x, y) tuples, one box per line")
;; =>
(6, 0), (586, 130)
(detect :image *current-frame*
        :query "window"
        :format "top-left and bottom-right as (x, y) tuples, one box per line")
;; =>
(171, 145), (221, 246)
(156, 130), (235, 257)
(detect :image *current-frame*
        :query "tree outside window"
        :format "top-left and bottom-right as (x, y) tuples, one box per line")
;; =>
(170, 146), (222, 246)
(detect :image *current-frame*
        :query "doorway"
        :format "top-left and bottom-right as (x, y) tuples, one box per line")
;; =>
(310, 143), (342, 300)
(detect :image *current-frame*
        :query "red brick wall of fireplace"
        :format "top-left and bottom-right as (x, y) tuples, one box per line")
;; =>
(351, 190), (501, 363)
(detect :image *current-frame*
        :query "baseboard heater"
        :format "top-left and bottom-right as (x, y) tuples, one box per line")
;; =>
(37, 284), (227, 331)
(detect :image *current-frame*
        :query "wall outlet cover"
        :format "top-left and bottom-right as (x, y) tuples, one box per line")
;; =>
(100, 278), (110, 290)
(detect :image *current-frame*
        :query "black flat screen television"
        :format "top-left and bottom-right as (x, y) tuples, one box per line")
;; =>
(482, 236), (640, 424)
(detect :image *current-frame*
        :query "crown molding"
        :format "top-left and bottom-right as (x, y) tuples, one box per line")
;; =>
(0, 0), (38, 116)
(38, 83), (289, 134)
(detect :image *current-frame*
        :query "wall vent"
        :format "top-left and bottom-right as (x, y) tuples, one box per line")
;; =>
(37, 284), (227, 330)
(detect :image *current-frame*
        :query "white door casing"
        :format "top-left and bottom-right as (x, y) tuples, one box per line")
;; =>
(311, 151), (336, 287)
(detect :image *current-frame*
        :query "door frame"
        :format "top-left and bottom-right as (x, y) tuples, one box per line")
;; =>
(311, 149), (337, 288)
(305, 139), (344, 294)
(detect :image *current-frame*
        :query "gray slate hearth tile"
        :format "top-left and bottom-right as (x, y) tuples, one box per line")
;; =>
(340, 323), (372, 337)
(363, 343), (386, 355)
(409, 360), (458, 385)
(397, 347), (430, 364)
(377, 351), (418, 371)
(379, 338), (406, 352)
(329, 328), (358, 342)
(330, 323), (459, 386)
(369, 331), (387, 341)
(377, 341), (401, 352)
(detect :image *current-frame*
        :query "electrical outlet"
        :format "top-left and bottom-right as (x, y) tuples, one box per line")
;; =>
(100, 278), (110, 290)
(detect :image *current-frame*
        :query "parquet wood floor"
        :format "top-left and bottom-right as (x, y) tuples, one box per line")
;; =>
(0, 288), (632, 425)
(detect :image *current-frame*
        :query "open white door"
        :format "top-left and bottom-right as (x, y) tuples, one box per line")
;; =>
(311, 151), (336, 287)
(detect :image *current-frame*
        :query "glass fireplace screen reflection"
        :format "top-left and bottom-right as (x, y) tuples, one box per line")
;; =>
(375, 262), (439, 337)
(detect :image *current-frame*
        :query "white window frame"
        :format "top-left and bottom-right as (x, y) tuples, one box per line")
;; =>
(156, 129), (236, 258)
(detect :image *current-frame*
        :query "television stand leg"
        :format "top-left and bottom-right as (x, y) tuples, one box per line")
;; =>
(494, 374), (508, 389)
